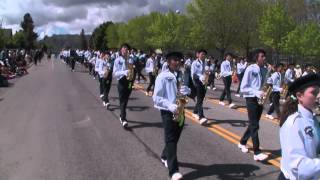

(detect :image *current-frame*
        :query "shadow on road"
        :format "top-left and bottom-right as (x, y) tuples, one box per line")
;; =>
(108, 105), (149, 112)
(206, 119), (249, 127)
(180, 162), (260, 180)
(127, 120), (163, 129)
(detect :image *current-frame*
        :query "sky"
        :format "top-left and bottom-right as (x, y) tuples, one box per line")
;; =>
(0, 0), (192, 39)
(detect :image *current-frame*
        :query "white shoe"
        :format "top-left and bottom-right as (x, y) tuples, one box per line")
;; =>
(100, 94), (104, 98)
(235, 94), (241, 97)
(192, 113), (199, 119)
(161, 158), (168, 168)
(219, 101), (225, 106)
(171, 172), (183, 180)
(120, 118), (128, 127)
(229, 103), (236, 108)
(238, 143), (249, 153)
(145, 92), (149, 96)
(102, 102), (106, 107)
(105, 102), (110, 109)
(212, 87), (217, 90)
(199, 118), (208, 125)
(254, 153), (268, 161)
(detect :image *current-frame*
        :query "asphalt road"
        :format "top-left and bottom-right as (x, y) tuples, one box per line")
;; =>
(0, 58), (281, 180)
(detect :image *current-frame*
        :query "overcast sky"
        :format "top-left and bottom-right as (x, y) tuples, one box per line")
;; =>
(0, 0), (191, 39)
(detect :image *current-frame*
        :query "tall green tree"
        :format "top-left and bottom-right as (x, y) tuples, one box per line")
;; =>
(80, 29), (87, 50)
(283, 22), (320, 60)
(89, 21), (112, 51)
(20, 13), (38, 50)
(258, 2), (295, 61)
(147, 11), (190, 51)
(233, 0), (262, 57)
(187, 0), (239, 59)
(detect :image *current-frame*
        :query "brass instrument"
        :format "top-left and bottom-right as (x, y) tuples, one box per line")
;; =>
(280, 84), (289, 99)
(126, 56), (134, 81)
(216, 72), (222, 80)
(258, 69), (273, 105)
(173, 70), (189, 123)
(152, 58), (159, 76)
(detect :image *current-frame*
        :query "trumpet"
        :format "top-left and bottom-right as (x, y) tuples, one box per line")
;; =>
(280, 84), (289, 99)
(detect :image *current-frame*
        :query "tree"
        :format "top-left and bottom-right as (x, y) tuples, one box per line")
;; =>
(105, 23), (120, 49)
(147, 11), (190, 51)
(233, 0), (262, 57)
(80, 29), (87, 50)
(283, 22), (320, 61)
(89, 21), (112, 51)
(8, 30), (25, 48)
(258, 2), (295, 61)
(20, 13), (38, 50)
(187, 0), (240, 59)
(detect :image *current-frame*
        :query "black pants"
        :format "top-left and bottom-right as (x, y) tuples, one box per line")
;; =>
(236, 73), (244, 93)
(193, 78), (206, 118)
(102, 73), (113, 103)
(220, 75), (232, 104)
(267, 92), (280, 117)
(208, 72), (215, 88)
(146, 72), (155, 92)
(99, 76), (104, 95)
(136, 65), (146, 81)
(277, 172), (289, 180)
(160, 110), (184, 177)
(240, 97), (263, 154)
(70, 59), (75, 70)
(117, 77), (133, 120)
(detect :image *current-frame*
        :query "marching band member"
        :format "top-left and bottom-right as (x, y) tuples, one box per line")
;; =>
(238, 49), (269, 161)
(235, 58), (247, 97)
(219, 53), (235, 108)
(98, 52), (113, 109)
(284, 63), (295, 86)
(113, 43), (133, 128)
(191, 49), (208, 125)
(279, 73), (320, 180)
(265, 63), (284, 120)
(145, 52), (157, 96)
(96, 54), (104, 98)
(153, 52), (190, 180)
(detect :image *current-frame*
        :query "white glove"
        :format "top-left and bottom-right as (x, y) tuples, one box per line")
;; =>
(179, 85), (191, 95)
(279, 88), (283, 93)
(168, 104), (178, 113)
(199, 75), (205, 82)
(255, 91), (264, 99)
(124, 70), (129, 76)
(204, 66), (210, 71)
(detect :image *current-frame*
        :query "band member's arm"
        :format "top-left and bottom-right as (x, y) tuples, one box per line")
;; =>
(220, 61), (233, 77)
(285, 69), (294, 82)
(113, 58), (128, 79)
(145, 58), (153, 73)
(153, 76), (177, 113)
(191, 61), (203, 81)
(240, 68), (263, 98)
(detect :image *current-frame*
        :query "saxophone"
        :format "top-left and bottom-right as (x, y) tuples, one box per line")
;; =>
(173, 70), (189, 123)
(202, 61), (210, 86)
(258, 69), (272, 105)
(126, 56), (134, 81)
(280, 84), (289, 99)
(152, 58), (159, 76)
(103, 59), (111, 79)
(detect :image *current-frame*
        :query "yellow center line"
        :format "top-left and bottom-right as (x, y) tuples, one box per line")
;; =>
(134, 83), (281, 168)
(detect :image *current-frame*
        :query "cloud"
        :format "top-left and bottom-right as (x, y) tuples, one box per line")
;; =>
(0, 0), (192, 37)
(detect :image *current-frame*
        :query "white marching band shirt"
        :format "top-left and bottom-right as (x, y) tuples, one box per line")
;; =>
(240, 64), (263, 98)
(145, 57), (155, 74)
(280, 104), (320, 180)
(220, 60), (233, 77)
(267, 71), (282, 92)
